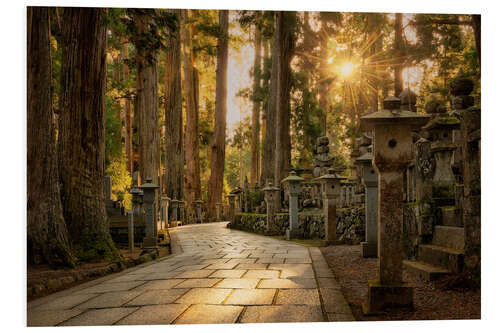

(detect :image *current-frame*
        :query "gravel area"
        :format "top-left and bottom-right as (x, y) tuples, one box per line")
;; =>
(321, 244), (480, 321)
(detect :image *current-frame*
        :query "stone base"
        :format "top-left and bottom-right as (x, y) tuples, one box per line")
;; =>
(286, 228), (302, 240)
(320, 239), (344, 247)
(361, 242), (377, 258)
(142, 236), (157, 250)
(362, 280), (413, 315)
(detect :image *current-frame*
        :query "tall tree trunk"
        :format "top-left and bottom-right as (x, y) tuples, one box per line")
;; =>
(261, 14), (278, 186)
(27, 6), (75, 267)
(164, 9), (184, 201)
(59, 7), (118, 261)
(250, 17), (262, 186)
(394, 13), (404, 97)
(471, 14), (481, 68)
(274, 11), (295, 186)
(318, 13), (329, 135)
(208, 10), (229, 219)
(122, 41), (133, 175)
(135, 11), (160, 186)
(182, 9), (201, 210)
(260, 38), (270, 185)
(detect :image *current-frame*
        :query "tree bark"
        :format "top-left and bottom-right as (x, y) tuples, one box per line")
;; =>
(250, 17), (262, 186)
(261, 14), (279, 186)
(274, 11), (295, 186)
(122, 41), (133, 175)
(394, 13), (404, 97)
(182, 9), (201, 210)
(135, 11), (160, 186)
(471, 15), (481, 68)
(208, 10), (229, 219)
(59, 7), (118, 261)
(27, 6), (75, 267)
(164, 9), (184, 201)
(318, 13), (330, 135)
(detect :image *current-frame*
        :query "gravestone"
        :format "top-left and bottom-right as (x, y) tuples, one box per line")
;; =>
(263, 181), (280, 234)
(360, 96), (430, 314)
(357, 148), (379, 258)
(140, 178), (159, 250)
(194, 199), (203, 223)
(282, 171), (304, 240)
(128, 186), (144, 253)
(318, 168), (346, 246)
(313, 136), (335, 178)
(178, 201), (185, 224)
(170, 199), (179, 226)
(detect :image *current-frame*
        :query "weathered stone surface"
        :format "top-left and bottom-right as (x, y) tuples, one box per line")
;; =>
(27, 309), (84, 327)
(175, 288), (232, 304)
(224, 289), (276, 305)
(75, 290), (143, 309)
(59, 307), (138, 326)
(126, 289), (189, 306)
(116, 304), (188, 325)
(175, 304), (243, 324)
(276, 289), (321, 305)
(241, 305), (324, 323)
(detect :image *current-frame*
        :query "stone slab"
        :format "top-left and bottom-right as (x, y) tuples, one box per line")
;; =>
(59, 307), (138, 326)
(258, 278), (317, 289)
(209, 269), (247, 278)
(276, 289), (321, 305)
(243, 269), (280, 279)
(75, 290), (143, 309)
(116, 304), (189, 325)
(215, 278), (260, 289)
(173, 278), (222, 288)
(174, 269), (216, 279)
(224, 289), (276, 305)
(175, 304), (244, 324)
(31, 293), (99, 311)
(175, 288), (233, 305)
(133, 279), (185, 291)
(27, 309), (84, 327)
(126, 289), (189, 306)
(240, 305), (324, 323)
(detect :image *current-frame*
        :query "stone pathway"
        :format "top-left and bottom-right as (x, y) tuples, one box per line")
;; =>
(27, 222), (354, 326)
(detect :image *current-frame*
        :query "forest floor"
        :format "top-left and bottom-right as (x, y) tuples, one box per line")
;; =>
(27, 245), (170, 302)
(321, 244), (481, 321)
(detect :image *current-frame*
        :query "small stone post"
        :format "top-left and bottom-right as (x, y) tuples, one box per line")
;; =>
(216, 202), (222, 221)
(228, 194), (236, 223)
(160, 196), (170, 230)
(318, 168), (346, 246)
(178, 201), (185, 224)
(360, 96), (430, 314)
(282, 171), (304, 240)
(140, 178), (160, 250)
(263, 181), (280, 234)
(194, 199), (203, 223)
(170, 199), (179, 227)
(357, 149), (379, 257)
(128, 186), (143, 253)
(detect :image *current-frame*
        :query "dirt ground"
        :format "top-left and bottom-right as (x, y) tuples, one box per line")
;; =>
(321, 244), (480, 321)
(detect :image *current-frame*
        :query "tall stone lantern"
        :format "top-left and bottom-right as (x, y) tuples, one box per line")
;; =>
(170, 199), (179, 225)
(128, 187), (143, 253)
(140, 178), (159, 250)
(194, 199), (203, 224)
(356, 148), (379, 258)
(227, 194), (236, 223)
(360, 96), (430, 314)
(281, 171), (304, 240)
(263, 181), (280, 234)
(318, 168), (346, 245)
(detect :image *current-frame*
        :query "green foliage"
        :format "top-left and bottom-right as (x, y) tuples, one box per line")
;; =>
(106, 155), (132, 210)
(105, 96), (123, 167)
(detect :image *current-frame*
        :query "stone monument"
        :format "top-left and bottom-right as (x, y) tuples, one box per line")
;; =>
(282, 171), (304, 240)
(318, 168), (346, 246)
(140, 178), (159, 250)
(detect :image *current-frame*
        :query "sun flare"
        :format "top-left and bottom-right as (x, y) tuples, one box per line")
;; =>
(340, 62), (355, 78)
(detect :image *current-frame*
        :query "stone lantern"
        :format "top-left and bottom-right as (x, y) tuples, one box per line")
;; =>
(178, 200), (185, 224)
(227, 194), (236, 223)
(356, 148), (378, 258)
(281, 171), (304, 240)
(263, 181), (280, 234)
(318, 168), (346, 245)
(215, 202), (223, 221)
(170, 199), (179, 226)
(360, 96), (430, 314)
(421, 112), (460, 199)
(128, 187), (143, 253)
(194, 199), (204, 224)
(160, 195), (170, 230)
(140, 178), (160, 250)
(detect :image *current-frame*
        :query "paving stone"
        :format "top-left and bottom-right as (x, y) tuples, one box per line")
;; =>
(321, 289), (352, 314)
(240, 305), (324, 323)
(327, 313), (356, 321)
(173, 278), (222, 288)
(32, 293), (99, 311)
(269, 264), (315, 278)
(314, 269), (335, 278)
(209, 269), (247, 278)
(27, 309), (84, 326)
(133, 279), (185, 291)
(215, 278), (260, 289)
(175, 288), (233, 305)
(224, 289), (276, 305)
(276, 289), (321, 305)
(116, 304), (189, 325)
(223, 253), (250, 259)
(175, 304), (243, 324)
(235, 263), (268, 270)
(59, 307), (138, 326)
(140, 272), (181, 280)
(105, 273), (150, 283)
(284, 257), (313, 264)
(258, 278), (317, 289)
(126, 288), (189, 306)
(243, 269), (279, 279)
(75, 281), (146, 294)
(256, 257), (285, 264)
(205, 262), (239, 270)
(200, 258), (230, 265)
(226, 258), (257, 265)
(75, 290), (143, 309)
(173, 264), (209, 271)
(174, 269), (215, 279)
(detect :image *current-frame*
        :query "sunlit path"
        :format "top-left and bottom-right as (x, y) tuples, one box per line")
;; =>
(27, 222), (353, 325)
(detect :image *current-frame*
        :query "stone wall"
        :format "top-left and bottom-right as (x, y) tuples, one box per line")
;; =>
(230, 207), (365, 244)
